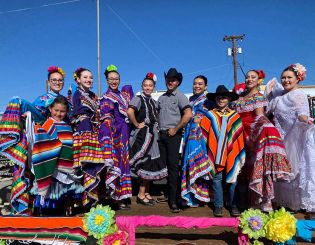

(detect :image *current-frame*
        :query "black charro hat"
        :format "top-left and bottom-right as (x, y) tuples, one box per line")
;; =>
(207, 85), (239, 101)
(164, 68), (183, 86)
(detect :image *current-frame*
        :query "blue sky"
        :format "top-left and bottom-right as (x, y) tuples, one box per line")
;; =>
(1, 0), (315, 112)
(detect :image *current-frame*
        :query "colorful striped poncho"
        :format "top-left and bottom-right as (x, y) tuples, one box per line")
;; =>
(199, 108), (245, 183)
(32, 117), (74, 198)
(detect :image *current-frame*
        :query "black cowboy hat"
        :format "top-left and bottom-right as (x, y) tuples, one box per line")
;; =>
(164, 68), (183, 86)
(207, 85), (239, 101)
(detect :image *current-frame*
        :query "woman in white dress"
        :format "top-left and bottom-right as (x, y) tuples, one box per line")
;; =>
(266, 63), (315, 212)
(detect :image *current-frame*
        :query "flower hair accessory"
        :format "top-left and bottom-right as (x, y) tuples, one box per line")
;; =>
(106, 64), (117, 73)
(290, 63), (306, 81)
(254, 70), (265, 84)
(73, 67), (86, 81)
(48, 66), (65, 77)
(145, 72), (157, 83)
(255, 70), (265, 79)
(104, 64), (118, 78)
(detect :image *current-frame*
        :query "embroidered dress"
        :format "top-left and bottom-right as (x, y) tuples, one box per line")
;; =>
(10, 135), (30, 214)
(32, 91), (60, 120)
(0, 92), (59, 157)
(180, 94), (215, 206)
(99, 86), (133, 201)
(200, 108), (245, 183)
(233, 92), (292, 211)
(268, 88), (315, 212)
(30, 117), (83, 209)
(72, 88), (105, 206)
(129, 93), (167, 180)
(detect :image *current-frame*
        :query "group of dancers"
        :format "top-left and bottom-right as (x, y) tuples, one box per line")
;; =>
(0, 63), (314, 217)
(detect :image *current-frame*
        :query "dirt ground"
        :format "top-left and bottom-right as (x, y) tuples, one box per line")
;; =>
(114, 196), (313, 245)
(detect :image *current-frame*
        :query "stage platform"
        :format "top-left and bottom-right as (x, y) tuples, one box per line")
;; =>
(0, 195), (313, 245)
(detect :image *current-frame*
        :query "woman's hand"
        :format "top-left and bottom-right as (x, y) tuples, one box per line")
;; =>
(267, 78), (276, 91)
(298, 115), (312, 124)
(136, 122), (145, 129)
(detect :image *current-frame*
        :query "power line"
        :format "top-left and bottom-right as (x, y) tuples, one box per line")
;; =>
(183, 64), (230, 75)
(0, 0), (80, 14)
(106, 4), (166, 68)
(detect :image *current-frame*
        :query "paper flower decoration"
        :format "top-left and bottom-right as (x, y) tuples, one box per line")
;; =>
(83, 205), (117, 240)
(265, 207), (296, 243)
(146, 72), (157, 83)
(252, 241), (263, 245)
(240, 208), (269, 240)
(73, 67), (86, 81)
(101, 230), (128, 245)
(73, 72), (77, 81)
(291, 63), (307, 81)
(256, 70), (265, 79)
(106, 64), (118, 72)
(48, 66), (65, 77)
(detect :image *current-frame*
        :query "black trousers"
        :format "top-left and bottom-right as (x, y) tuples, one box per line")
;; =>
(158, 131), (182, 205)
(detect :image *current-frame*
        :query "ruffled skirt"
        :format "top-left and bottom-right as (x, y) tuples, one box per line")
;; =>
(247, 116), (293, 211)
(274, 121), (315, 212)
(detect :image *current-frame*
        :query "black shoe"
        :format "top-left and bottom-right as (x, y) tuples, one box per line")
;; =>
(230, 207), (241, 217)
(137, 196), (154, 206)
(156, 196), (168, 203)
(145, 194), (156, 205)
(118, 202), (131, 210)
(169, 203), (181, 213)
(213, 207), (223, 217)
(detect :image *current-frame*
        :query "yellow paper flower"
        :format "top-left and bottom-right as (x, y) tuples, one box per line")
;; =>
(265, 207), (296, 243)
(57, 67), (66, 77)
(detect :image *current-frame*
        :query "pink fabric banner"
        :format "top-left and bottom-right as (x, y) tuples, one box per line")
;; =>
(116, 215), (240, 245)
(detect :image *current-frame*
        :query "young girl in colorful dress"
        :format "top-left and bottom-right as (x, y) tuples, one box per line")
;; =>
(181, 75), (215, 207)
(99, 65), (133, 209)
(266, 63), (315, 212)
(31, 96), (83, 215)
(127, 72), (167, 206)
(233, 69), (292, 212)
(72, 68), (105, 208)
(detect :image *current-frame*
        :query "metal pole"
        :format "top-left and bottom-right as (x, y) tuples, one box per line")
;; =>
(97, 0), (101, 97)
(223, 34), (245, 86)
(232, 39), (238, 86)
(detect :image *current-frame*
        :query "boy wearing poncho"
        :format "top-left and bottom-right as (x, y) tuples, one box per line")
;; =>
(199, 85), (246, 217)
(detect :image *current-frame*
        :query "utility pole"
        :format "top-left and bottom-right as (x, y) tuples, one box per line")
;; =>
(96, 0), (101, 97)
(223, 34), (245, 86)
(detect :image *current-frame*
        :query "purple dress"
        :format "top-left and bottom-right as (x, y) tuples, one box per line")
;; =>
(99, 86), (133, 201)
(72, 88), (105, 206)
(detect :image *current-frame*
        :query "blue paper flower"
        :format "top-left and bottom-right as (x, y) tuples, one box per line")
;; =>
(83, 205), (117, 240)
